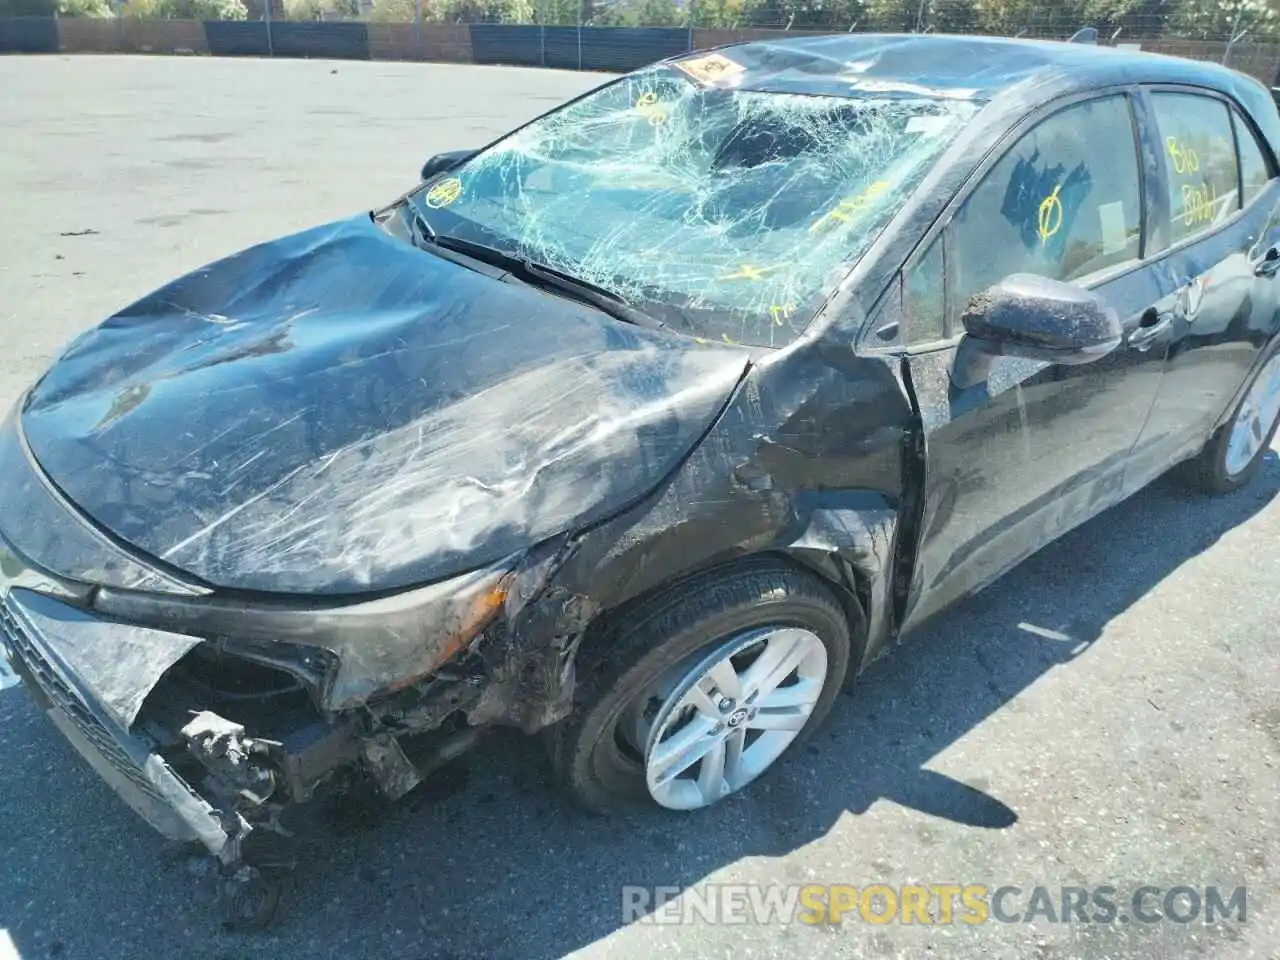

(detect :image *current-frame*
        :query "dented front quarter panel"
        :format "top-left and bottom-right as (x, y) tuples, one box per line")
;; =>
(524, 318), (916, 677)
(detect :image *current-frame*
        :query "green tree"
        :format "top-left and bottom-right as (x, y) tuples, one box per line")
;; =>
(1168, 0), (1280, 41)
(971, 0), (1085, 37)
(123, 0), (248, 16)
(591, 0), (682, 25)
(436, 0), (533, 20)
(282, 0), (357, 18)
(528, 0), (581, 23)
(686, 0), (746, 26)
(739, 0), (864, 30)
(57, 0), (114, 14)
(368, 0), (415, 18)
(862, 0), (980, 31)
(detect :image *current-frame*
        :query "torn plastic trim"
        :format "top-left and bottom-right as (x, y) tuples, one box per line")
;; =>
(5, 588), (201, 733)
(2, 593), (247, 862)
(779, 491), (899, 668)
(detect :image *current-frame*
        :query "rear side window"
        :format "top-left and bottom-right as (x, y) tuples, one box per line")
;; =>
(1149, 92), (1239, 243)
(1233, 108), (1272, 205)
(946, 95), (1142, 321)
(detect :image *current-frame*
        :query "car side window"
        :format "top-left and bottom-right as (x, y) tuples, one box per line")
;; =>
(945, 95), (1142, 324)
(1233, 108), (1272, 206)
(1149, 92), (1239, 243)
(903, 238), (945, 344)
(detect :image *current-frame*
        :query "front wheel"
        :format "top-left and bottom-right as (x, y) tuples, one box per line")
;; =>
(548, 560), (856, 814)
(1178, 349), (1280, 494)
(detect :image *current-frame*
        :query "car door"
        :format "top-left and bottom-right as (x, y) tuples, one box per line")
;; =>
(894, 91), (1171, 631)
(1123, 87), (1280, 489)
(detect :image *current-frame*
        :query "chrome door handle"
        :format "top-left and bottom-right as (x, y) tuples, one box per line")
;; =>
(1128, 308), (1173, 352)
(1254, 246), (1280, 277)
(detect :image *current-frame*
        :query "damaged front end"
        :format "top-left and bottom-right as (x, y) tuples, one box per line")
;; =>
(0, 473), (603, 927)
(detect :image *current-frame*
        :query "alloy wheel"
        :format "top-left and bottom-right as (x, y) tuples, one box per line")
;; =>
(625, 626), (828, 811)
(1224, 353), (1280, 477)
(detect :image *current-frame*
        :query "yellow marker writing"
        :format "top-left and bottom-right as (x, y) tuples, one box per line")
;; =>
(1037, 184), (1063, 243)
(634, 90), (667, 127)
(810, 180), (893, 233)
(1181, 181), (1217, 226)
(1166, 137), (1200, 176)
(719, 263), (780, 282)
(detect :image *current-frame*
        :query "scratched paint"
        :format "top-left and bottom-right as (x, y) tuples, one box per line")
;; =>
(19, 217), (751, 595)
(2, 34), (1279, 917)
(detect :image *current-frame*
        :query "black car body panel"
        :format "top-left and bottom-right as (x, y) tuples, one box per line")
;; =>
(4, 32), (1280, 911)
(0, 403), (206, 598)
(20, 215), (751, 595)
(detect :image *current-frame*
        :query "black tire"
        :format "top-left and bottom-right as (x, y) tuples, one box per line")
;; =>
(1176, 344), (1280, 495)
(547, 558), (858, 815)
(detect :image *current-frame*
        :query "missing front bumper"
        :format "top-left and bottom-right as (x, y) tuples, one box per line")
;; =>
(1, 592), (247, 860)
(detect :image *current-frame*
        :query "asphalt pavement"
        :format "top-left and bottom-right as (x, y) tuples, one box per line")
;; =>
(0, 54), (1277, 960)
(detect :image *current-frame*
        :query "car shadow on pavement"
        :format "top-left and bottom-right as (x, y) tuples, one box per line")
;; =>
(0, 455), (1276, 960)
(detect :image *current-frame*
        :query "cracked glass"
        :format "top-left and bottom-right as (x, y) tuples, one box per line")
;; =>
(410, 65), (978, 347)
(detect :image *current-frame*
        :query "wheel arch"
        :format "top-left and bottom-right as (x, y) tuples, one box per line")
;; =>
(1209, 330), (1280, 435)
(575, 548), (871, 672)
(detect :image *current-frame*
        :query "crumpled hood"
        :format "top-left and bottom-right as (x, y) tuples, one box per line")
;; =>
(20, 215), (749, 595)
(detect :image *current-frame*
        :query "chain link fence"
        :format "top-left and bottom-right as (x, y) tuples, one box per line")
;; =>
(2, 0), (1278, 85)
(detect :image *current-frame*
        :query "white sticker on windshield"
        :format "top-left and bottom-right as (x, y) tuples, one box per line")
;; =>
(673, 52), (746, 86)
(1098, 201), (1128, 255)
(905, 115), (952, 136)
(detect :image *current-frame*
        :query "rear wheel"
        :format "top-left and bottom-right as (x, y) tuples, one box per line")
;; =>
(1178, 349), (1280, 494)
(548, 560), (857, 814)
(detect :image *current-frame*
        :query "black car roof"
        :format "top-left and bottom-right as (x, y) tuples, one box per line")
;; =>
(684, 32), (1280, 158)
(691, 32), (1269, 106)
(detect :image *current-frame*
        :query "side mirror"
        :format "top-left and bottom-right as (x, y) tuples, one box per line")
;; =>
(960, 273), (1123, 365)
(420, 149), (477, 182)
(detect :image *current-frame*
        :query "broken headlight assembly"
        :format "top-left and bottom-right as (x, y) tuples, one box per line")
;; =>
(89, 559), (517, 715)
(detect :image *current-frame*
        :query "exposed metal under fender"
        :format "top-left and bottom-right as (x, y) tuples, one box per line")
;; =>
(182, 711), (280, 806)
(361, 738), (422, 801)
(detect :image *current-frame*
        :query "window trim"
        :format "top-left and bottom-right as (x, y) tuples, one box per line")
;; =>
(1229, 101), (1275, 207)
(900, 232), (948, 346)
(879, 85), (1146, 353)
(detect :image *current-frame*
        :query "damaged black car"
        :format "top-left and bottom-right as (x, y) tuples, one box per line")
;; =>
(4, 33), (1280, 928)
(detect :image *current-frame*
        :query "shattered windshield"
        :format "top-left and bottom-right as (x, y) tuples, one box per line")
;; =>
(411, 63), (979, 346)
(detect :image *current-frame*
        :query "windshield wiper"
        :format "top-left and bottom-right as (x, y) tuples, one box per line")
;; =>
(525, 261), (667, 331)
(422, 229), (666, 332)
(403, 207), (514, 281)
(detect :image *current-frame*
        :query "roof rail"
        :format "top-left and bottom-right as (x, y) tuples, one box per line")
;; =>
(1068, 27), (1098, 44)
